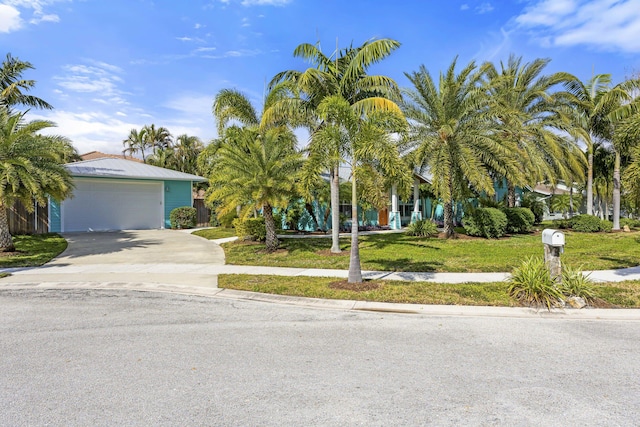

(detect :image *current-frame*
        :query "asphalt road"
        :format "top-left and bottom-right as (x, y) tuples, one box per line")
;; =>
(1, 289), (639, 426)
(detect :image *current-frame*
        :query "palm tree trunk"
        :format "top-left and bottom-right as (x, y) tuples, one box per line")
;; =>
(587, 146), (593, 215)
(613, 150), (621, 230)
(263, 204), (279, 252)
(348, 174), (362, 283)
(507, 182), (516, 208)
(330, 164), (341, 253)
(569, 186), (574, 217)
(0, 204), (15, 252)
(443, 200), (455, 238)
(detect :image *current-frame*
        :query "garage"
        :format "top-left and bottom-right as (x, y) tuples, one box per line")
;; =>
(49, 157), (205, 233)
(62, 178), (163, 232)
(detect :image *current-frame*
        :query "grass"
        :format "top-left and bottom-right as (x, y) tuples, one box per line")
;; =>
(0, 233), (67, 268)
(215, 230), (640, 273)
(192, 227), (237, 240)
(218, 274), (640, 308)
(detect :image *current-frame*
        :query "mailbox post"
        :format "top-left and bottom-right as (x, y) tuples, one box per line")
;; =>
(542, 229), (565, 282)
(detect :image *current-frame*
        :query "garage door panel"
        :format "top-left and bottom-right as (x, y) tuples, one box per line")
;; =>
(63, 179), (163, 232)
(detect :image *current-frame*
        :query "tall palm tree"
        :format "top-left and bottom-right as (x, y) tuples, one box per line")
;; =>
(402, 58), (522, 237)
(207, 128), (302, 252)
(143, 124), (172, 153)
(0, 110), (75, 251)
(0, 53), (52, 110)
(265, 38), (402, 253)
(313, 94), (410, 282)
(146, 146), (175, 169)
(484, 55), (586, 206)
(173, 134), (204, 174)
(122, 128), (148, 161)
(564, 75), (640, 225)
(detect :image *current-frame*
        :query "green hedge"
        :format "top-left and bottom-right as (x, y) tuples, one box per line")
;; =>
(233, 217), (266, 241)
(463, 208), (507, 238)
(169, 206), (197, 229)
(571, 214), (606, 232)
(502, 207), (535, 234)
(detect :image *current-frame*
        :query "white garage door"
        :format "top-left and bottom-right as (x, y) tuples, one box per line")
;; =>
(62, 178), (163, 232)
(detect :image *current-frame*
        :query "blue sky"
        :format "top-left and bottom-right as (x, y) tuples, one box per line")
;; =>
(2, 0), (640, 155)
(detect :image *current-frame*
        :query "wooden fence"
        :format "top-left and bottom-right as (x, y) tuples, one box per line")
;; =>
(193, 199), (211, 227)
(8, 199), (49, 235)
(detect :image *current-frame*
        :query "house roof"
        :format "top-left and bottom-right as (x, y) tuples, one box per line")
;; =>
(66, 158), (206, 182)
(80, 151), (144, 163)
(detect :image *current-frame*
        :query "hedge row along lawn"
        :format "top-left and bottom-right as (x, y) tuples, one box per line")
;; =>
(217, 230), (640, 273)
(0, 233), (68, 268)
(218, 274), (640, 308)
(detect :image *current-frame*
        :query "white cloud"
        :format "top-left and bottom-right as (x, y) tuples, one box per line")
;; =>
(54, 62), (129, 106)
(2, 0), (67, 30)
(515, 0), (640, 52)
(460, 4), (469, 11)
(194, 23), (203, 29)
(0, 4), (22, 32)
(476, 2), (494, 14)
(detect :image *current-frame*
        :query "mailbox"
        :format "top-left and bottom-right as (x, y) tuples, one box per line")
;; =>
(542, 229), (565, 247)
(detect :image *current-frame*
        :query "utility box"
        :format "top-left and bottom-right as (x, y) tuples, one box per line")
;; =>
(542, 229), (565, 247)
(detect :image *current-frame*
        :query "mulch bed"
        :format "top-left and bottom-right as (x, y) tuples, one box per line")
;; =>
(328, 280), (380, 291)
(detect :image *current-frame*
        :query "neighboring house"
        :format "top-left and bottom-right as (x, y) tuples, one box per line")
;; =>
(80, 150), (144, 163)
(49, 158), (205, 232)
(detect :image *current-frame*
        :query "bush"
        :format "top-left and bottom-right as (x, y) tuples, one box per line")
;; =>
(406, 219), (439, 237)
(217, 210), (238, 228)
(571, 214), (604, 232)
(552, 218), (572, 229)
(520, 194), (545, 224)
(620, 218), (640, 229)
(507, 257), (564, 310)
(600, 220), (613, 232)
(169, 206), (197, 229)
(502, 207), (535, 234)
(232, 217), (266, 241)
(463, 208), (507, 238)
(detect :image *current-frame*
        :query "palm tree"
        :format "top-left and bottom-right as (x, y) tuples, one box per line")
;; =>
(564, 75), (640, 225)
(484, 55), (586, 206)
(402, 58), (522, 237)
(143, 124), (172, 153)
(1, 53), (52, 110)
(313, 94), (410, 282)
(265, 38), (402, 253)
(146, 146), (175, 169)
(207, 128), (301, 252)
(173, 134), (204, 174)
(122, 128), (148, 161)
(0, 109), (75, 251)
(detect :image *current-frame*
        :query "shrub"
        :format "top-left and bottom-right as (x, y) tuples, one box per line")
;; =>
(463, 208), (507, 238)
(552, 218), (572, 229)
(209, 211), (220, 227)
(600, 220), (613, 232)
(620, 218), (640, 229)
(232, 217), (266, 241)
(406, 219), (439, 237)
(571, 214), (604, 232)
(561, 265), (595, 303)
(169, 206), (197, 229)
(507, 257), (564, 310)
(521, 194), (545, 224)
(502, 207), (535, 234)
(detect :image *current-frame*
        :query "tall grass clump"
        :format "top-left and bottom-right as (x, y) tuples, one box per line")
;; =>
(507, 256), (564, 310)
(406, 219), (439, 237)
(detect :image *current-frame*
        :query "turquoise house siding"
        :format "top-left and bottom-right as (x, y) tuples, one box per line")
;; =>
(49, 199), (61, 232)
(163, 180), (193, 228)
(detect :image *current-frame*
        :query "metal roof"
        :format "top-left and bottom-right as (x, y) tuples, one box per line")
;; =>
(66, 158), (206, 182)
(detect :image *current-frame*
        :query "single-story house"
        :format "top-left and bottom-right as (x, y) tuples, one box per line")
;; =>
(49, 158), (206, 232)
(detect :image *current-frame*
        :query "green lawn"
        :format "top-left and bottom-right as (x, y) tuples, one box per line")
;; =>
(218, 274), (640, 308)
(192, 227), (237, 240)
(0, 233), (67, 268)
(217, 230), (640, 273)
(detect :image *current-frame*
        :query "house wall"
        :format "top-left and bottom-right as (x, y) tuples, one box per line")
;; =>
(49, 199), (61, 232)
(163, 180), (194, 229)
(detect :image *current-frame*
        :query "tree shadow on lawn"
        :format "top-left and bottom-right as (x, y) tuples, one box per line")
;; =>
(596, 256), (640, 269)
(360, 234), (442, 251)
(364, 257), (443, 272)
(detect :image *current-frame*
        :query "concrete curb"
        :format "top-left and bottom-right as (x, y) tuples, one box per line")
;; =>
(2, 281), (639, 321)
